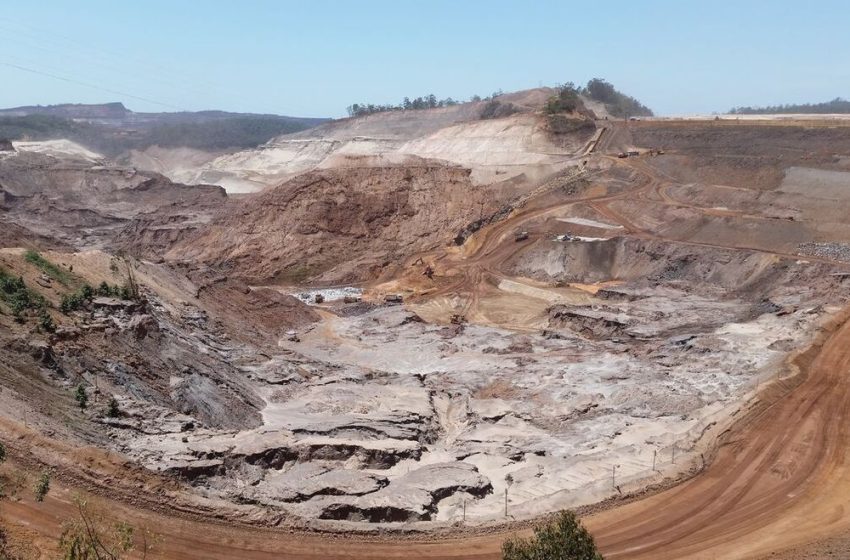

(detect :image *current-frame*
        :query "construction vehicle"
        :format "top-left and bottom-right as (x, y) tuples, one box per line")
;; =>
(515, 231), (529, 242)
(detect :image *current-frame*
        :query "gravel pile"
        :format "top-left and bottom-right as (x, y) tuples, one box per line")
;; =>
(797, 242), (850, 262)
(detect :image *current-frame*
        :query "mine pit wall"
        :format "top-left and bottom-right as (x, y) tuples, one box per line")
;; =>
(628, 121), (850, 191)
(506, 236), (849, 300)
(158, 164), (515, 284)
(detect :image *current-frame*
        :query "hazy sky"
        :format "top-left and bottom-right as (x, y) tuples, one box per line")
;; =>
(1, 0), (847, 117)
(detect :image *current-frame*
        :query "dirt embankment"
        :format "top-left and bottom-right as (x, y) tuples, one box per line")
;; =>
(0, 147), (227, 250)
(155, 164), (513, 284)
(629, 122), (850, 190)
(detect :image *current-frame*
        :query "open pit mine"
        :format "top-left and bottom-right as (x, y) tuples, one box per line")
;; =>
(3, 89), (850, 559)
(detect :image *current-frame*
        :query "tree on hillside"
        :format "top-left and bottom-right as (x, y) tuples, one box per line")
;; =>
(583, 78), (653, 118)
(347, 92), (466, 117)
(585, 78), (618, 104)
(729, 97), (850, 114)
(545, 82), (582, 114)
(502, 510), (603, 560)
(75, 384), (88, 410)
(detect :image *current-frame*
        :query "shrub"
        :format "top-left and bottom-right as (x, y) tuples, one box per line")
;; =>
(0, 267), (49, 321)
(61, 281), (130, 314)
(545, 83), (582, 114)
(75, 384), (88, 410)
(80, 284), (94, 300)
(107, 397), (120, 418)
(502, 510), (603, 560)
(38, 309), (55, 333)
(60, 495), (157, 560)
(480, 100), (520, 120)
(60, 291), (85, 313)
(584, 78), (653, 118)
(24, 250), (74, 286)
(33, 471), (50, 502)
(119, 285), (132, 300)
(0, 442), (5, 464)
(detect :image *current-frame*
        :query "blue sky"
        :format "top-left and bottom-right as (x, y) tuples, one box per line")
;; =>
(0, 0), (847, 117)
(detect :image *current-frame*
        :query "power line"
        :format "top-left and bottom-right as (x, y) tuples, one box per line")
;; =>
(0, 61), (184, 111)
(0, 19), (218, 96)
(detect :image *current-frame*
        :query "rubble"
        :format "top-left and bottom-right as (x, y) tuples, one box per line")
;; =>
(797, 242), (850, 262)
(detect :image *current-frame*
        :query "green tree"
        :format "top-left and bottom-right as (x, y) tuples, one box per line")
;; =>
(75, 384), (88, 410)
(502, 510), (603, 560)
(106, 397), (120, 418)
(97, 281), (111, 297)
(80, 284), (94, 300)
(38, 310), (55, 333)
(33, 471), (50, 502)
(545, 83), (582, 114)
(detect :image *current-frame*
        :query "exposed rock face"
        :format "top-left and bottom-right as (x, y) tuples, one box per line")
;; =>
(183, 89), (580, 192)
(245, 464), (388, 504)
(0, 145), (227, 249)
(548, 305), (630, 339)
(157, 164), (506, 283)
(311, 463), (492, 522)
(0, 139), (14, 152)
(51, 292), (265, 431)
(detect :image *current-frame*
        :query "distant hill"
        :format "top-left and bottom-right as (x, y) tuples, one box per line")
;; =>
(729, 98), (850, 115)
(0, 102), (131, 119)
(0, 103), (328, 156)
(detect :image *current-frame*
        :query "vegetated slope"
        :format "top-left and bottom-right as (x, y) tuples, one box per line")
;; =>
(583, 78), (653, 118)
(152, 162), (509, 284)
(729, 97), (850, 114)
(0, 102), (328, 157)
